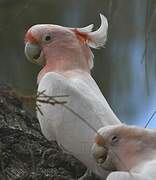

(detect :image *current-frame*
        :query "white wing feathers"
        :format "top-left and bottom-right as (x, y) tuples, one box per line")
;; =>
(37, 71), (120, 178)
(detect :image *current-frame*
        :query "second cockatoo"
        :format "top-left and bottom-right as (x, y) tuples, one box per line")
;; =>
(24, 14), (121, 179)
(92, 124), (156, 180)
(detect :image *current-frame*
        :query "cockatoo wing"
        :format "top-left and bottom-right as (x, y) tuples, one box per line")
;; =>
(37, 71), (120, 178)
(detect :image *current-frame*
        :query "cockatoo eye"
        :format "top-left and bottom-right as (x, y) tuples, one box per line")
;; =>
(43, 34), (52, 43)
(111, 135), (119, 145)
(45, 35), (51, 41)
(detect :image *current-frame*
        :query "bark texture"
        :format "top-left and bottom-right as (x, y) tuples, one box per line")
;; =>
(0, 84), (90, 180)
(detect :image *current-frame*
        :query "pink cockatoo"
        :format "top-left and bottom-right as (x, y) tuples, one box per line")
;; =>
(24, 14), (121, 179)
(92, 124), (156, 180)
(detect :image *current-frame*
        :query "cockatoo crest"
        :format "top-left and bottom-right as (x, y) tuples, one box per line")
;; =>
(70, 14), (108, 69)
(72, 14), (108, 49)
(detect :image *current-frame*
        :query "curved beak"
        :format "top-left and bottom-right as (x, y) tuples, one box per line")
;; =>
(25, 42), (44, 65)
(92, 143), (117, 171)
(92, 134), (117, 171)
(92, 143), (108, 164)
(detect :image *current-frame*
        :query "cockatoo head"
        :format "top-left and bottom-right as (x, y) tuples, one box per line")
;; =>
(92, 124), (156, 171)
(24, 14), (108, 81)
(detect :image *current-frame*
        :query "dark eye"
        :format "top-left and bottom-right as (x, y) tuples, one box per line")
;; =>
(45, 35), (51, 41)
(111, 135), (119, 144)
(42, 33), (52, 42)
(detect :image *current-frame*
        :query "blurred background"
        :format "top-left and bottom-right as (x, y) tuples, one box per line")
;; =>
(0, 0), (156, 127)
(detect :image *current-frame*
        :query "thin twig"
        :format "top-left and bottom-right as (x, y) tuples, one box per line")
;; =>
(0, 90), (67, 107)
(144, 111), (156, 128)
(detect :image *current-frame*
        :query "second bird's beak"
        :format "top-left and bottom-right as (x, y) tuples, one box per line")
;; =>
(92, 134), (108, 164)
(25, 42), (44, 65)
(92, 135), (117, 171)
(92, 143), (108, 164)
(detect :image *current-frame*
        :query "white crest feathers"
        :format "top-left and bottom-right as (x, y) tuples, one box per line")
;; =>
(88, 14), (108, 49)
(77, 24), (94, 33)
(71, 14), (108, 49)
(70, 14), (108, 69)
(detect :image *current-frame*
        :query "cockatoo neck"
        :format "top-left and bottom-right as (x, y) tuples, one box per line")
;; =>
(37, 46), (91, 83)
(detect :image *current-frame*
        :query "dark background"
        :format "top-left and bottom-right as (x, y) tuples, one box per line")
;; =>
(0, 0), (156, 127)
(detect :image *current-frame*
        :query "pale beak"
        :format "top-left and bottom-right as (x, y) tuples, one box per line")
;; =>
(92, 143), (108, 164)
(25, 42), (44, 65)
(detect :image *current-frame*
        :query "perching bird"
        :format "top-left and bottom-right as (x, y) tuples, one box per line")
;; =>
(92, 124), (156, 180)
(24, 14), (121, 179)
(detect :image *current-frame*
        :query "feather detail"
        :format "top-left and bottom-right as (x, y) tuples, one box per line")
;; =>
(71, 14), (108, 50)
(88, 14), (108, 49)
(77, 24), (94, 33)
(71, 24), (94, 33)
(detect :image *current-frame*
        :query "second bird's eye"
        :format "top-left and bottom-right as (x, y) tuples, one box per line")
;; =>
(111, 135), (119, 144)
